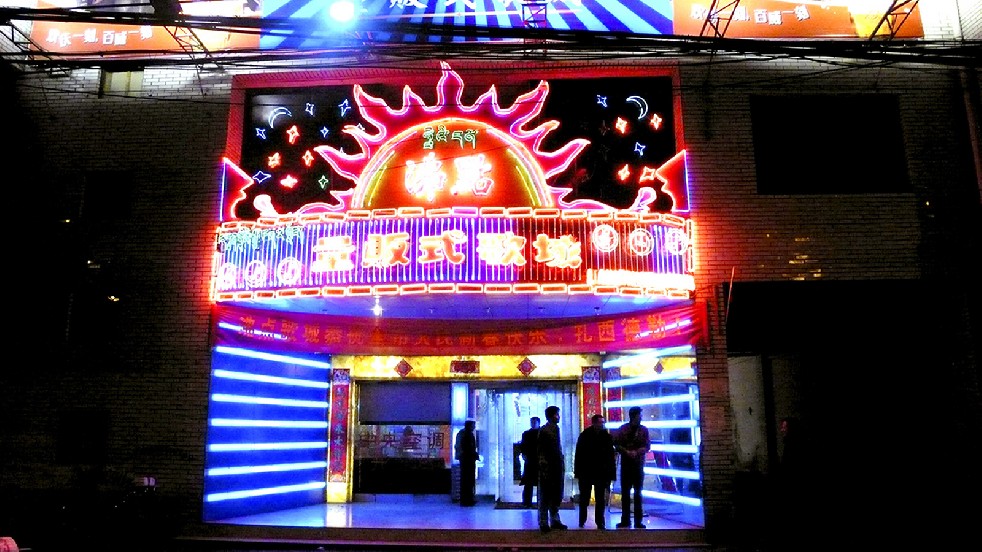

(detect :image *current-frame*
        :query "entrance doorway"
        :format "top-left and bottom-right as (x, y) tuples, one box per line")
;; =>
(469, 382), (579, 506)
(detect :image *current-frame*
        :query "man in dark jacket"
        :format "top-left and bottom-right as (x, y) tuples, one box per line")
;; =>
(519, 416), (540, 507)
(574, 413), (616, 529)
(455, 419), (478, 506)
(537, 405), (567, 532)
(613, 406), (650, 529)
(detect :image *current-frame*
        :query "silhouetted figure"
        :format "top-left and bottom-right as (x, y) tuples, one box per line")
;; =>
(519, 416), (540, 507)
(455, 419), (478, 507)
(574, 413), (616, 529)
(614, 406), (650, 529)
(537, 405), (567, 532)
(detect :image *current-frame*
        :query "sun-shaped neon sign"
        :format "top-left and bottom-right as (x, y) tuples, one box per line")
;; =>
(309, 62), (590, 212)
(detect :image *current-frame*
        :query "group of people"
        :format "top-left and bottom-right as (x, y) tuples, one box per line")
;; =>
(516, 405), (651, 531)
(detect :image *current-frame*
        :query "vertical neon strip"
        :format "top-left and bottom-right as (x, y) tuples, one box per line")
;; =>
(581, 366), (602, 430)
(328, 369), (350, 484)
(219, 161), (228, 222)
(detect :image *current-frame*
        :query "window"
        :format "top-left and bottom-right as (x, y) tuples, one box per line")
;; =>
(750, 95), (910, 194)
(99, 69), (143, 97)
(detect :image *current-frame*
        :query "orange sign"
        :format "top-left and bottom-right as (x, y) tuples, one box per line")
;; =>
(672, 0), (924, 39)
(28, 1), (260, 55)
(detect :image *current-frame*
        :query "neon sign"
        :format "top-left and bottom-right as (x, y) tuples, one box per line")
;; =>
(215, 63), (694, 303)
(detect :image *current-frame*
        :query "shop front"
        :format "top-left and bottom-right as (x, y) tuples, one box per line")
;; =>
(202, 61), (703, 528)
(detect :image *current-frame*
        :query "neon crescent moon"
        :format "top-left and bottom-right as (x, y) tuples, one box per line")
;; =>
(626, 95), (648, 120)
(267, 107), (292, 128)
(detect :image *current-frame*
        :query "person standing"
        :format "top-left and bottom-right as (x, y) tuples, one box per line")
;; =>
(455, 419), (478, 507)
(536, 405), (567, 532)
(519, 416), (541, 508)
(613, 406), (650, 529)
(574, 413), (616, 529)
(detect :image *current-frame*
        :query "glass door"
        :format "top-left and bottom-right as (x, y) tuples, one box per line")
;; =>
(471, 382), (579, 505)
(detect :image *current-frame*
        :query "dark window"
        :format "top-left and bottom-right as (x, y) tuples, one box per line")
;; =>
(359, 382), (451, 424)
(750, 95), (910, 194)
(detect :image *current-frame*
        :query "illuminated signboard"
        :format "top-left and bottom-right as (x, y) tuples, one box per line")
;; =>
(260, 0), (923, 45)
(26, 1), (261, 54)
(21, 0), (924, 56)
(672, 0), (924, 38)
(214, 64), (695, 302)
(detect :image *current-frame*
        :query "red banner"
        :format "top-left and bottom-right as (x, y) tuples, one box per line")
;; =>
(213, 301), (705, 356)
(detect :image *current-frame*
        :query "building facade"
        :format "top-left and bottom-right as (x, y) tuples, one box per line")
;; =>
(2, 1), (980, 549)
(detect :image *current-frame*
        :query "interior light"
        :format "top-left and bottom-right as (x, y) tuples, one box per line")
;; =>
(372, 296), (383, 317)
(452, 382), (468, 424)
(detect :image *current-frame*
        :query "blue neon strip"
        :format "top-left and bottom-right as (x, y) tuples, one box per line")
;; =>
(641, 489), (701, 507)
(649, 443), (698, 454)
(207, 461), (329, 476)
(213, 369), (331, 389)
(214, 346), (331, 369)
(604, 419), (695, 431)
(211, 394), (329, 408)
(210, 418), (329, 428)
(604, 393), (695, 408)
(205, 481), (326, 502)
(601, 345), (694, 368)
(208, 441), (329, 452)
(645, 467), (700, 480)
(601, 368), (696, 388)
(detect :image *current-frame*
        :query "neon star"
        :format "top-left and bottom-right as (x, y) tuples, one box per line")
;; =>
(634, 142), (646, 156)
(596, 95), (608, 108)
(255, 128), (267, 139)
(649, 113), (663, 130)
(252, 171), (272, 184)
(615, 117), (628, 134)
(279, 175), (299, 189)
(267, 152), (281, 168)
(639, 166), (658, 183)
(618, 164), (632, 181)
(286, 125), (300, 144)
(318, 175), (331, 189)
(338, 99), (351, 118)
(302, 150), (315, 167)
(320, 127), (330, 138)
(305, 103), (315, 116)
